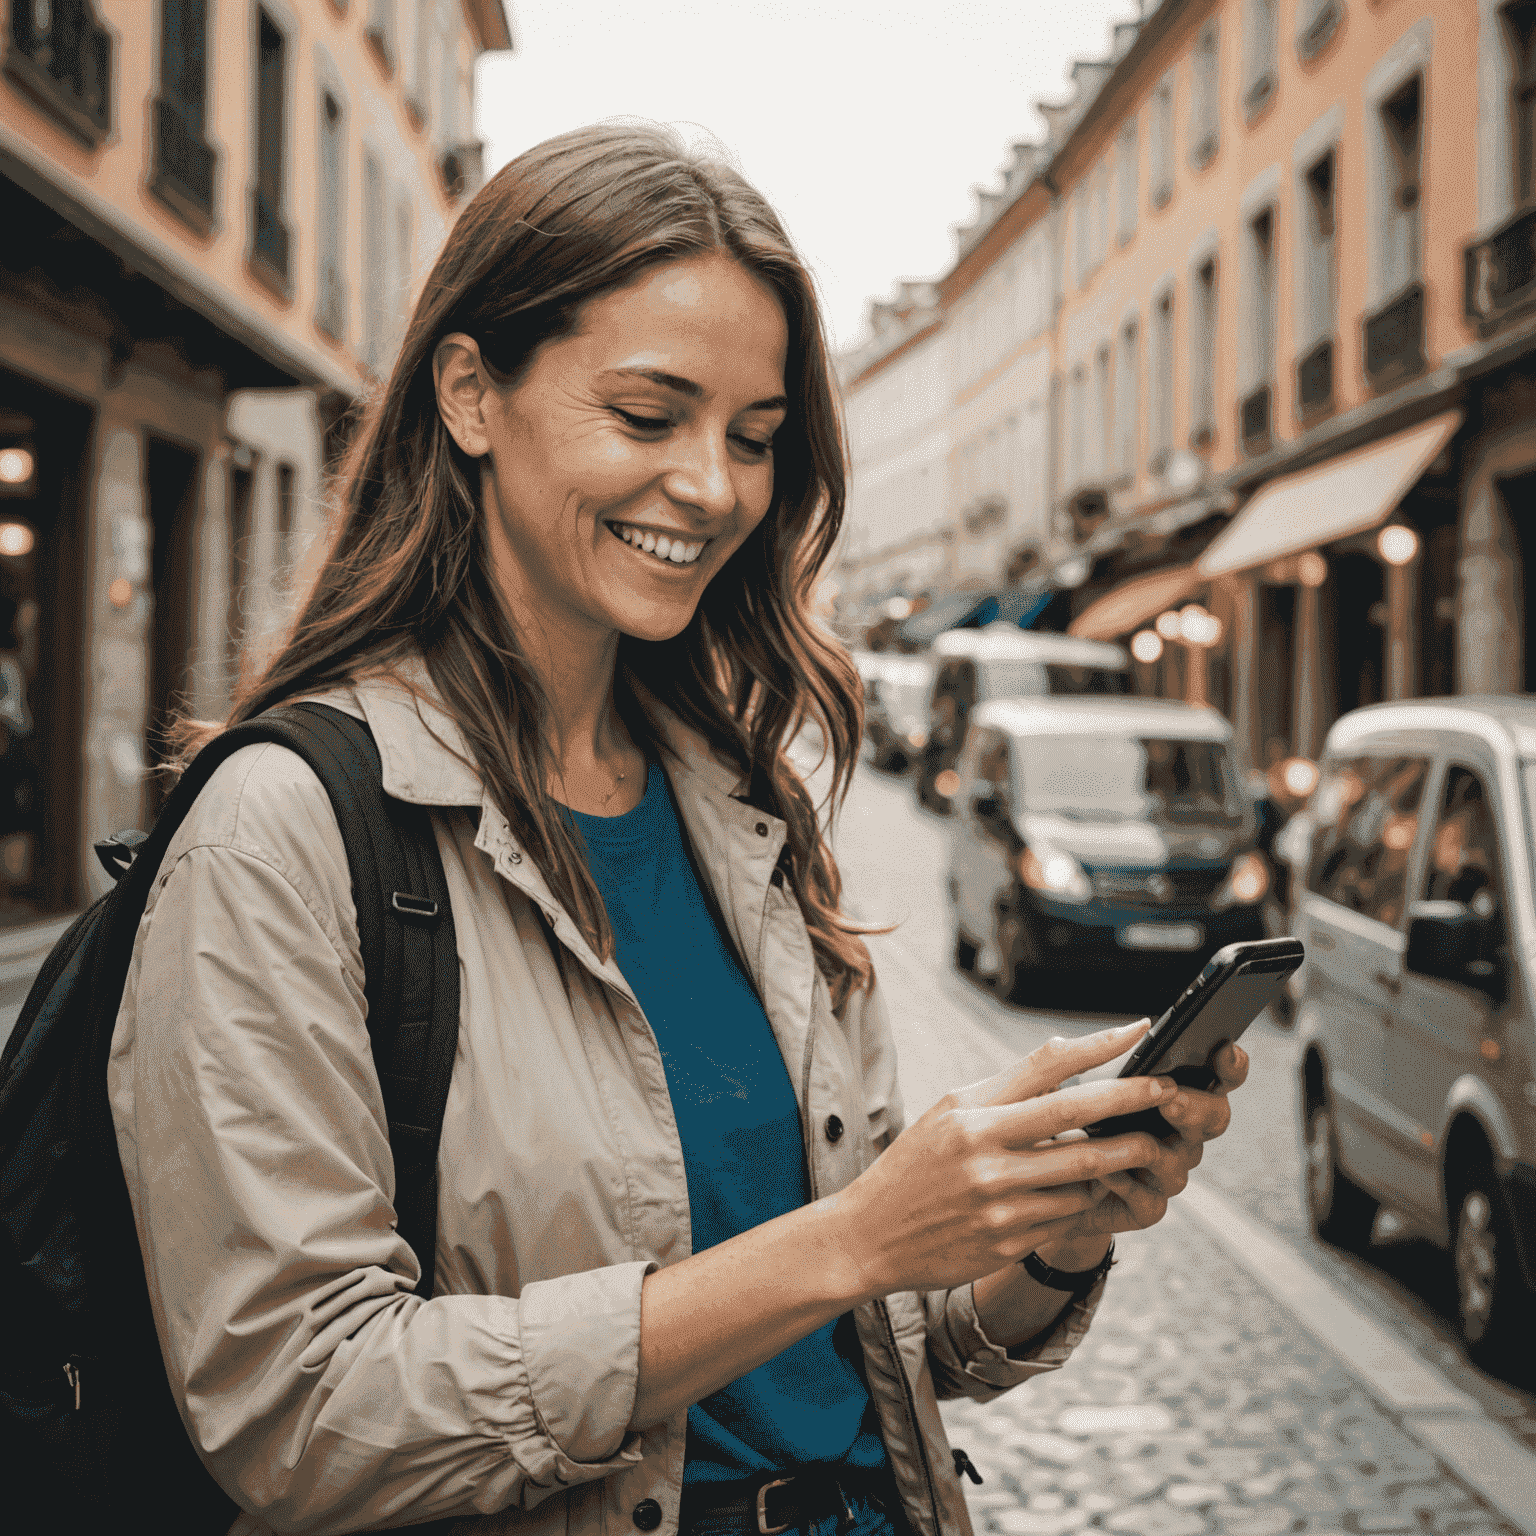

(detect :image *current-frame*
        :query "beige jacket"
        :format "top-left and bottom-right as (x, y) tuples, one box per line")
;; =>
(108, 674), (1103, 1536)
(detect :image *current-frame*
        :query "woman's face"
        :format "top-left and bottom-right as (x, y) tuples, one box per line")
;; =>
(438, 253), (790, 652)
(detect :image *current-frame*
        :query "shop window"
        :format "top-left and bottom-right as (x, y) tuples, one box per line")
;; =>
(151, 0), (217, 230)
(4, 0), (112, 146)
(1418, 522), (1458, 697)
(249, 9), (290, 292)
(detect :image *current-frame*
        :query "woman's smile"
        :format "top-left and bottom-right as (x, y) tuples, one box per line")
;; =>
(604, 519), (710, 567)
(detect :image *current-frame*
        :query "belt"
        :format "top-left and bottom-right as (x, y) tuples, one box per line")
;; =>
(680, 1468), (892, 1536)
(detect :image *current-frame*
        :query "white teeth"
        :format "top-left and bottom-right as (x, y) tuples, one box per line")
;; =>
(611, 523), (704, 564)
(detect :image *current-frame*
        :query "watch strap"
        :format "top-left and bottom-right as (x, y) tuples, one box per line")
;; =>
(1020, 1239), (1115, 1295)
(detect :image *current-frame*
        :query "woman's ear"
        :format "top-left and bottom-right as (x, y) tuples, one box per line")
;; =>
(433, 334), (494, 457)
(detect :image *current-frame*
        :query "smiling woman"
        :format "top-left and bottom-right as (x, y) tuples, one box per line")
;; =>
(107, 122), (1250, 1536)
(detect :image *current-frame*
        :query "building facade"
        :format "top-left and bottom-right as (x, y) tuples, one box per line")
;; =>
(0, 0), (512, 1002)
(839, 0), (1536, 773)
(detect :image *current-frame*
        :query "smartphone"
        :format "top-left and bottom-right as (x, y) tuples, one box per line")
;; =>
(1082, 936), (1305, 1139)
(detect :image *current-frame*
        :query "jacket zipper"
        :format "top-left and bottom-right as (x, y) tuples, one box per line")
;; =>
(876, 1298), (944, 1536)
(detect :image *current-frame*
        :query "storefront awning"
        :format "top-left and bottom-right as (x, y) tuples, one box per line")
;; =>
(1196, 410), (1462, 578)
(1067, 563), (1204, 641)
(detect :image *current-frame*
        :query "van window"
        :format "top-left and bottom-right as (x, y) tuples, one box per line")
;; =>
(1013, 734), (1244, 824)
(1307, 754), (1430, 925)
(1421, 767), (1506, 948)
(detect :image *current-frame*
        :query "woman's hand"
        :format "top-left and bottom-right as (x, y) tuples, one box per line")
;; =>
(829, 1021), (1176, 1298)
(1038, 1037), (1251, 1252)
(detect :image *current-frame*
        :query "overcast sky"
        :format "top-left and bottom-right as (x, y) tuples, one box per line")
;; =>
(473, 0), (1140, 353)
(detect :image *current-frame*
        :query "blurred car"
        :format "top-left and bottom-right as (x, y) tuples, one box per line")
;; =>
(946, 696), (1267, 1005)
(859, 654), (935, 772)
(915, 628), (1131, 812)
(1295, 697), (1536, 1372)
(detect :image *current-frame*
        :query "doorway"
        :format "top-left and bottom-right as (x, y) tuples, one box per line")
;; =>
(0, 368), (92, 922)
(1331, 552), (1385, 717)
(1499, 469), (1536, 690)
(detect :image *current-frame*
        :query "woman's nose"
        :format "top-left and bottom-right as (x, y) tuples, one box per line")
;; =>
(664, 431), (736, 519)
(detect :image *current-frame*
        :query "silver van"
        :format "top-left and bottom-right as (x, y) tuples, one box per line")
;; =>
(1295, 697), (1536, 1370)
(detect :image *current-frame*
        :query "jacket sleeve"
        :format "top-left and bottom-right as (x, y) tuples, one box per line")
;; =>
(108, 746), (648, 1535)
(851, 972), (1106, 1404)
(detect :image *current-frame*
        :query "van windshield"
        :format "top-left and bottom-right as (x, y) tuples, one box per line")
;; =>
(1015, 735), (1245, 824)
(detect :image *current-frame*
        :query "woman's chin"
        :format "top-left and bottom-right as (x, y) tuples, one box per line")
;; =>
(610, 596), (701, 646)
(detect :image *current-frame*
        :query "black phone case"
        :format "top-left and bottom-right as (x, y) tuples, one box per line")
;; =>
(1082, 937), (1304, 1140)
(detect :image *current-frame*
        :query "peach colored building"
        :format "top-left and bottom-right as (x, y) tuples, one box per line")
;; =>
(0, 0), (512, 1002)
(840, 0), (1536, 774)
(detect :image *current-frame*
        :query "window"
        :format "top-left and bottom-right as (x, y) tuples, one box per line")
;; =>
(1116, 118), (1139, 244)
(362, 150), (387, 371)
(1093, 345), (1111, 481)
(1420, 767), (1506, 929)
(1307, 755), (1430, 927)
(1244, 0), (1278, 117)
(367, 0), (395, 68)
(1093, 163), (1110, 271)
(1191, 257), (1218, 446)
(1189, 22), (1220, 170)
(1151, 289), (1175, 470)
(4, 0), (113, 145)
(1380, 75), (1423, 297)
(1243, 208), (1276, 448)
(1298, 150), (1337, 413)
(275, 461), (297, 593)
(152, 0), (216, 225)
(1116, 320), (1139, 476)
(227, 455), (256, 690)
(1073, 184), (1091, 288)
(1504, 3), (1536, 206)
(317, 91), (346, 340)
(1151, 71), (1175, 207)
(250, 10), (290, 289)
(1297, 0), (1344, 62)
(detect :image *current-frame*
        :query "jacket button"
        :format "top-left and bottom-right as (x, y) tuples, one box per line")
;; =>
(755, 821), (769, 836)
(632, 1500), (663, 1531)
(825, 1113), (844, 1143)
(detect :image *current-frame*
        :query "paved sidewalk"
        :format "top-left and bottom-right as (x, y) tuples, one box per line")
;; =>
(940, 1204), (1521, 1536)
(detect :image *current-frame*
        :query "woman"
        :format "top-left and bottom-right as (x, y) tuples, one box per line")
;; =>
(109, 124), (1247, 1536)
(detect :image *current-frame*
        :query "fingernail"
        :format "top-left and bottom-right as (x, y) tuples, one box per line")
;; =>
(1150, 1078), (1169, 1097)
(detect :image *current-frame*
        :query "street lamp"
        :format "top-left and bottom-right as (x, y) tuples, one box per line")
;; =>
(1131, 629), (1164, 664)
(1376, 524), (1420, 566)
(1178, 604), (1223, 647)
(1297, 551), (1327, 588)
(1155, 609), (1183, 640)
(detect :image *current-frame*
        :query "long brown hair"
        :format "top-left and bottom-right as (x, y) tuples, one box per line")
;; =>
(206, 122), (874, 1012)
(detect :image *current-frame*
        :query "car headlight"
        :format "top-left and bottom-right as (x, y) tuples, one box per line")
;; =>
(1017, 845), (1093, 904)
(1217, 851), (1271, 907)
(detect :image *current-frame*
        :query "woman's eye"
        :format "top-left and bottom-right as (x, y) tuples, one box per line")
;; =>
(735, 436), (773, 458)
(614, 409), (670, 432)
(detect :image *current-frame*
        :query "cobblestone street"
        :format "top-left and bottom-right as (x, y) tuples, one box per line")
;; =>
(826, 759), (1536, 1536)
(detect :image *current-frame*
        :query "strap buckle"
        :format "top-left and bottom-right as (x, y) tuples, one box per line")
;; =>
(757, 1478), (794, 1536)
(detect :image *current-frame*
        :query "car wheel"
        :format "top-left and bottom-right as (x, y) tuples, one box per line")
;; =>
(1451, 1171), (1534, 1371)
(953, 930), (978, 974)
(1304, 1096), (1379, 1251)
(993, 910), (1038, 1006)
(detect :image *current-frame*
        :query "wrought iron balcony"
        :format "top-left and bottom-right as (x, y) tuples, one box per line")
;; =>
(1296, 339), (1334, 417)
(249, 188), (291, 292)
(1465, 203), (1536, 335)
(151, 98), (217, 229)
(1240, 383), (1272, 454)
(1362, 282), (1425, 389)
(5, 0), (112, 146)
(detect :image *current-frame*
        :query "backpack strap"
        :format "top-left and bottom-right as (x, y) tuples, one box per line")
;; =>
(120, 702), (460, 1297)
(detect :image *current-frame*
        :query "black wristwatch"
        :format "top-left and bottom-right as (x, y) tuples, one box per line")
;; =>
(1020, 1239), (1115, 1296)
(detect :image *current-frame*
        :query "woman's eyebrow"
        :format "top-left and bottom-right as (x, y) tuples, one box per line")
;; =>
(601, 366), (787, 413)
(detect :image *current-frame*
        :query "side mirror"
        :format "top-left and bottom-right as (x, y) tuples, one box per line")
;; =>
(1404, 900), (1505, 999)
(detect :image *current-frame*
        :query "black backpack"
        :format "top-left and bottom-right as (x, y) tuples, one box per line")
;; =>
(0, 702), (461, 1532)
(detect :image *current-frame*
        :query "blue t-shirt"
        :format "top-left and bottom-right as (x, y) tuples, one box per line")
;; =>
(569, 766), (891, 1491)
